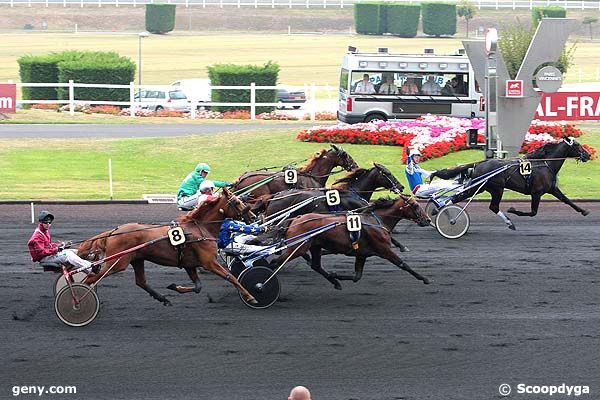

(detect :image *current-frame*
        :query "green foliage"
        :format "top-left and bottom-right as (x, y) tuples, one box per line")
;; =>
(385, 4), (420, 38)
(531, 6), (566, 27)
(498, 20), (575, 79)
(145, 4), (176, 34)
(354, 2), (384, 35)
(207, 61), (279, 113)
(456, 0), (476, 38)
(421, 3), (457, 37)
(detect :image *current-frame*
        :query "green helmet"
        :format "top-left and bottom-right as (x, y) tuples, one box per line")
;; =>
(195, 162), (211, 173)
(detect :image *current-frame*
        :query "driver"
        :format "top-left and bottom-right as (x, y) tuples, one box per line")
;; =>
(404, 149), (460, 201)
(217, 218), (269, 255)
(177, 162), (230, 210)
(27, 210), (93, 271)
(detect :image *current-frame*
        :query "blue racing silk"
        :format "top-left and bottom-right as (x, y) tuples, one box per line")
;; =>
(405, 155), (433, 192)
(217, 219), (266, 248)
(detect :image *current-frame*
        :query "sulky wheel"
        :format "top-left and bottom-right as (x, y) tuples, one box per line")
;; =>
(230, 257), (270, 278)
(54, 271), (91, 297)
(238, 266), (280, 309)
(424, 200), (439, 226)
(435, 204), (470, 239)
(54, 283), (100, 327)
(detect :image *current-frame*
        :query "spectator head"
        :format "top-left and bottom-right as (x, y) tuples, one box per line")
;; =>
(288, 386), (312, 400)
(362, 74), (370, 81)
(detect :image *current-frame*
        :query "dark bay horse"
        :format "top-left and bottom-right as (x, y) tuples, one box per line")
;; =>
(432, 138), (592, 229)
(77, 188), (259, 306)
(271, 195), (431, 290)
(256, 163), (404, 220)
(232, 144), (358, 198)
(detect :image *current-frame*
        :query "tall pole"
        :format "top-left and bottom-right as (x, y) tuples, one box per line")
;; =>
(138, 34), (142, 89)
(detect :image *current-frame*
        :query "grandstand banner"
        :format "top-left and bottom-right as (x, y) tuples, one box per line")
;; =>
(0, 83), (16, 113)
(536, 92), (600, 121)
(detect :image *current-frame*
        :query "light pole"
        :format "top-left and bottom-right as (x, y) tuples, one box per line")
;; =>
(137, 31), (150, 90)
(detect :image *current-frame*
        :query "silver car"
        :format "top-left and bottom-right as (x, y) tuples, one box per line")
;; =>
(134, 88), (191, 112)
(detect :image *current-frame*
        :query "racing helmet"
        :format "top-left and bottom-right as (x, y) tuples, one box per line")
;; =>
(199, 180), (215, 193)
(195, 162), (211, 173)
(38, 210), (54, 223)
(409, 149), (422, 157)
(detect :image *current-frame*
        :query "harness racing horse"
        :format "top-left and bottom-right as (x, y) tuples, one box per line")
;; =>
(77, 188), (259, 306)
(232, 144), (358, 198)
(271, 195), (431, 291)
(432, 138), (592, 229)
(256, 163), (405, 219)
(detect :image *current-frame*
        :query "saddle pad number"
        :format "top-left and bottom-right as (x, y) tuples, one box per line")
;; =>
(346, 215), (362, 232)
(326, 190), (341, 206)
(284, 169), (298, 184)
(519, 161), (532, 176)
(168, 227), (186, 246)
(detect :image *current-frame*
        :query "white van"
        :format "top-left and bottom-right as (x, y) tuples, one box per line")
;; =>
(337, 47), (484, 123)
(170, 79), (212, 108)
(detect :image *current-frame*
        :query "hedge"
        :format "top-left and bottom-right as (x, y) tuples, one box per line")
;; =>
(421, 2), (457, 37)
(145, 4), (176, 34)
(385, 3), (420, 37)
(354, 2), (384, 35)
(207, 62), (279, 113)
(532, 6), (566, 27)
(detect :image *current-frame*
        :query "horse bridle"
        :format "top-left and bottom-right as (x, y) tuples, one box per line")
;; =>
(226, 194), (255, 222)
(375, 165), (403, 194)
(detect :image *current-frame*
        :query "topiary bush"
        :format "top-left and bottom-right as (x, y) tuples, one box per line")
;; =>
(385, 3), (420, 37)
(354, 2), (384, 35)
(145, 4), (176, 34)
(532, 6), (566, 27)
(421, 2), (457, 37)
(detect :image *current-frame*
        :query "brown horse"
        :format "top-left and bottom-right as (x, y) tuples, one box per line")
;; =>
(77, 188), (259, 306)
(232, 144), (358, 198)
(271, 195), (431, 290)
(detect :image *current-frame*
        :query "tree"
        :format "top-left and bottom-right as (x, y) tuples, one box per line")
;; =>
(457, 0), (476, 38)
(583, 16), (598, 40)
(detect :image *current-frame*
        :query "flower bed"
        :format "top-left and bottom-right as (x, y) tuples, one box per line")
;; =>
(297, 114), (594, 161)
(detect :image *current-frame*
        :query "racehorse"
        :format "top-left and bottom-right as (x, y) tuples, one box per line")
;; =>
(77, 188), (260, 306)
(256, 163), (404, 219)
(432, 138), (592, 229)
(232, 144), (358, 198)
(271, 195), (431, 290)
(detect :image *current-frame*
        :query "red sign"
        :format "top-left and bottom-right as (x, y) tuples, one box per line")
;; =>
(506, 80), (523, 97)
(535, 92), (600, 121)
(0, 83), (16, 113)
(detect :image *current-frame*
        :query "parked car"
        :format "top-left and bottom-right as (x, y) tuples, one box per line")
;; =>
(277, 87), (306, 109)
(134, 88), (191, 112)
(170, 79), (212, 109)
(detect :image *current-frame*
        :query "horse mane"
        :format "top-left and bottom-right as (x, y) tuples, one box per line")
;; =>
(178, 196), (222, 222)
(525, 141), (561, 159)
(331, 168), (367, 189)
(298, 149), (328, 173)
(363, 197), (395, 211)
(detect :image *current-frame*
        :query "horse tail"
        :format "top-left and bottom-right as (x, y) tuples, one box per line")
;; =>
(432, 162), (481, 180)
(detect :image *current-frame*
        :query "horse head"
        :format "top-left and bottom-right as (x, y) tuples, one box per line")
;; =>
(397, 194), (431, 227)
(330, 144), (359, 171)
(373, 163), (404, 194)
(563, 137), (591, 162)
(222, 187), (256, 223)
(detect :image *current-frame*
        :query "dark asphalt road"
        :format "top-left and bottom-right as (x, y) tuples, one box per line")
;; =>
(0, 123), (318, 138)
(0, 201), (599, 400)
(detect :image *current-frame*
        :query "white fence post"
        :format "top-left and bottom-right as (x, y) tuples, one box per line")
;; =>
(250, 82), (256, 120)
(130, 81), (135, 117)
(31, 203), (35, 224)
(310, 83), (316, 121)
(108, 158), (113, 200)
(69, 80), (75, 116)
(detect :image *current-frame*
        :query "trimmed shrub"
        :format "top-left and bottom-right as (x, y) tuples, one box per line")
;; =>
(145, 4), (176, 34)
(207, 62), (279, 114)
(385, 3), (420, 37)
(421, 2), (457, 37)
(354, 2), (384, 35)
(531, 6), (566, 27)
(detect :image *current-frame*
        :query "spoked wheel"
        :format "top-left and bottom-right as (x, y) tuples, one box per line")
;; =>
(54, 283), (100, 327)
(238, 266), (280, 310)
(230, 257), (270, 278)
(424, 200), (439, 226)
(435, 204), (470, 239)
(54, 272), (93, 296)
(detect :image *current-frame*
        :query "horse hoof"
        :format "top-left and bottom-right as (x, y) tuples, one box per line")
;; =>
(508, 224), (516, 231)
(582, 209), (590, 216)
(166, 284), (178, 291)
(248, 297), (258, 305)
(507, 207), (516, 214)
(163, 299), (172, 306)
(423, 278), (432, 284)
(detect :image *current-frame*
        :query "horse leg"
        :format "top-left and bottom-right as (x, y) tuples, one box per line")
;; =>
(549, 186), (590, 216)
(166, 267), (202, 294)
(132, 260), (172, 306)
(308, 246), (342, 290)
(390, 237), (409, 252)
(507, 193), (541, 217)
(488, 188), (515, 230)
(83, 254), (129, 285)
(330, 256), (366, 283)
(203, 260), (258, 305)
(379, 247), (430, 284)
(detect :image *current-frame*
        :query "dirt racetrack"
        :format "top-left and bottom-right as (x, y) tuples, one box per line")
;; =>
(1, 201), (599, 400)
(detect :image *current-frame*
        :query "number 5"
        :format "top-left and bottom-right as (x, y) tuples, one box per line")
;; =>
(326, 190), (341, 206)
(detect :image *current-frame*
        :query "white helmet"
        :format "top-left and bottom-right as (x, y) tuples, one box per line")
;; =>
(409, 149), (422, 157)
(199, 180), (215, 193)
